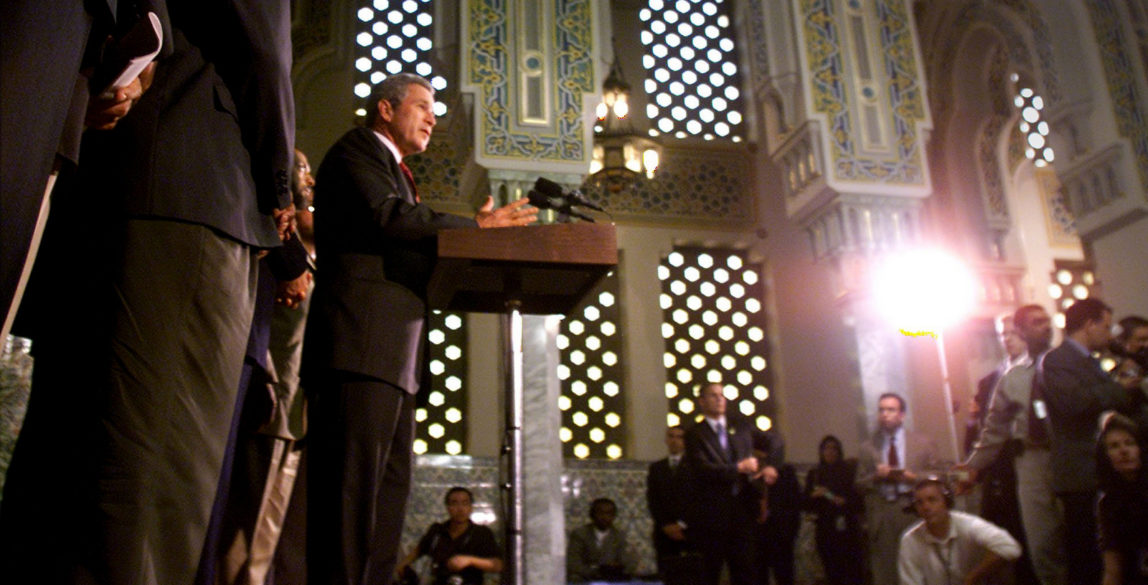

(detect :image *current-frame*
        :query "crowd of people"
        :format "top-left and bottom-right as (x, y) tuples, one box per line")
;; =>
(637, 302), (1147, 585)
(3, 5), (1147, 585)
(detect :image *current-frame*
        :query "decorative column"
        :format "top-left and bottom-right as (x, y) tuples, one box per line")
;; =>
(461, 2), (601, 583)
(755, 0), (934, 425)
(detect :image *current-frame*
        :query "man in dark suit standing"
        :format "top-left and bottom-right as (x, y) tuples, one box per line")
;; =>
(1042, 298), (1145, 585)
(646, 425), (692, 578)
(683, 382), (780, 585)
(1, 2), (296, 584)
(302, 73), (536, 585)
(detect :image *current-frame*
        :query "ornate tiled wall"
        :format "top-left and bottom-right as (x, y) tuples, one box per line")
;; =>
(1085, 0), (1148, 197)
(403, 456), (826, 584)
(798, 0), (929, 186)
(581, 144), (755, 225)
(463, 0), (596, 165)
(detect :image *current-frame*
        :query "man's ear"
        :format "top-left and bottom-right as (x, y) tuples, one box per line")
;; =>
(376, 99), (393, 124)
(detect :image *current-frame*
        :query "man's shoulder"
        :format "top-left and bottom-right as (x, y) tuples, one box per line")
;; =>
(997, 362), (1035, 394)
(1043, 343), (1080, 367)
(570, 524), (595, 539)
(900, 519), (928, 543)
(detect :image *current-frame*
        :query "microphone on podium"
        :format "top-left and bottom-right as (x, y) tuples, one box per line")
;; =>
(527, 180), (595, 223)
(533, 177), (606, 212)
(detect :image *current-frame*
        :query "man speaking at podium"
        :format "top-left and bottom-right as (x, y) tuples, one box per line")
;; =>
(302, 73), (535, 585)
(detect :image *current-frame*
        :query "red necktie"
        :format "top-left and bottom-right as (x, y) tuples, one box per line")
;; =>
(399, 161), (420, 203)
(888, 435), (899, 468)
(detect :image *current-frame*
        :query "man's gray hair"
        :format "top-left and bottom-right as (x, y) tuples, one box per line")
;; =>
(365, 73), (434, 126)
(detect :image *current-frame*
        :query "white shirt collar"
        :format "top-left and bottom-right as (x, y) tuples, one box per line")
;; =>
(371, 129), (403, 164)
(705, 416), (727, 430)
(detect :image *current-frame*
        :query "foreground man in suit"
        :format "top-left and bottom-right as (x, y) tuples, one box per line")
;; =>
(2, 2), (295, 584)
(684, 382), (781, 585)
(302, 72), (536, 585)
(1042, 298), (1145, 585)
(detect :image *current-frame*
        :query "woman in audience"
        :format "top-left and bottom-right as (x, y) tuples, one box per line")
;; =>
(803, 435), (864, 585)
(1097, 414), (1148, 585)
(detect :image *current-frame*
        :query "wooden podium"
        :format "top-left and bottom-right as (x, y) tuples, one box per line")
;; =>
(428, 222), (617, 585)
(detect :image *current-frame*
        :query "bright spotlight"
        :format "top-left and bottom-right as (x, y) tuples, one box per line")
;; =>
(871, 248), (977, 335)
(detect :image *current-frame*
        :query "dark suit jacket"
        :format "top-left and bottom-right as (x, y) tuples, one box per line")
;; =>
(77, 0), (294, 249)
(1, 0), (115, 326)
(683, 417), (780, 533)
(1042, 341), (1134, 493)
(647, 456), (692, 556)
(303, 126), (477, 393)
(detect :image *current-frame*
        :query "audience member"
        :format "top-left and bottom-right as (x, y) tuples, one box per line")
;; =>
(397, 487), (502, 585)
(962, 304), (1065, 585)
(968, 313), (1035, 585)
(207, 149), (316, 585)
(756, 461), (801, 585)
(567, 497), (638, 583)
(1097, 414), (1148, 585)
(858, 392), (940, 585)
(684, 382), (782, 585)
(1, 4), (295, 584)
(1113, 316), (1148, 374)
(263, 153), (317, 585)
(803, 435), (864, 585)
(301, 72), (535, 585)
(899, 476), (1021, 585)
(646, 425), (695, 578)
(1043, 298), (1146, 585)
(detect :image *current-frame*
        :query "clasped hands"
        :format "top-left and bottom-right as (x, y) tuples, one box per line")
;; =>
(736, 456), (778, 485)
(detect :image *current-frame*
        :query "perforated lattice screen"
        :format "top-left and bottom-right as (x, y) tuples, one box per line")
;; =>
(414, 310), (468, 455)
(658, 249), (772, 429)
(639, 0), (744, 141)
(353, 0), (448, 118)
(558, 273), (626, 460)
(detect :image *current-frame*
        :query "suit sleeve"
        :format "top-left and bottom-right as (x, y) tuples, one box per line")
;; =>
(329, 137), (477, 244)
(684, 427), (739, 484)
(966, 373), (1020, 470)
(646, 463), (667, 526)
(1043, 350), (1131, 421)
(264, 235), (310, 281)
(566, 527), (593, 582)
(209, 0), (294, 214)
(855, 440), (879, 491)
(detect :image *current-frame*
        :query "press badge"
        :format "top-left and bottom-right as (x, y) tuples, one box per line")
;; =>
(1032, 399), (1048, 420)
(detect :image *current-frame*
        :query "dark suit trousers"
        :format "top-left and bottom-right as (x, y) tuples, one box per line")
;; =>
(307, 375), (414, 585)
(1059, 491), (1101, 585)
(3, 217), (257, 585)
(694, 512), (759, 585)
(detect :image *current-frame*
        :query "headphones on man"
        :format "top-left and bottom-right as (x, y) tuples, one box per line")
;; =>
(912, 475), (955, 508)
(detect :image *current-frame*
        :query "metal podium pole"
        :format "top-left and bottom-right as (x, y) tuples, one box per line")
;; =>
(501, 300), (525, 585)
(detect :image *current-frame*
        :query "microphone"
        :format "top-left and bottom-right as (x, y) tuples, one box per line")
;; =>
(526, 189), (595, 223)
(533, 177), (606, 212)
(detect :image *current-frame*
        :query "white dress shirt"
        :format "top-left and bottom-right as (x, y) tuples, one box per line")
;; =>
(898, 511), (1021, 585)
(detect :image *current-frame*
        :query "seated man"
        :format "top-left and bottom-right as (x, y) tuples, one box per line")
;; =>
(899, 477), (1021, 585)
(567, 498), (638, 582)
(396, 487), (502, 585)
